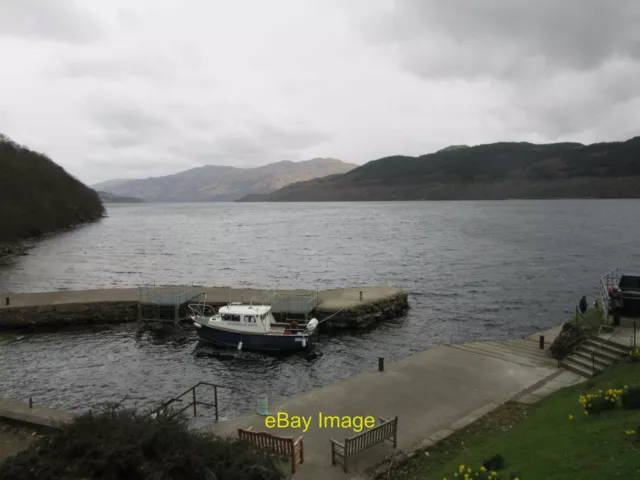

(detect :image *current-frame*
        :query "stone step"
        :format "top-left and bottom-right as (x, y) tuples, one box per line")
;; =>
(451, 344), (544, 368)
(561, 354), (602, 377)
(577, 344), (621, 364)
(481, 340), (551, 361)
(594, 335), (633, 354)
(560, 356), (597, 378)
(584, 337), (628, 357)
(573, 349), (613, 368)
(482, 340), (544, 356)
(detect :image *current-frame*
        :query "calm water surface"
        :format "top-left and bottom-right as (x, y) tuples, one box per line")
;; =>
(1, 201), (639, 420)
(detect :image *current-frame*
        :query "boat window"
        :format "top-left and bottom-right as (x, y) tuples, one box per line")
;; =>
(221, 314), (240, 321)
(245, 316), (254, 323)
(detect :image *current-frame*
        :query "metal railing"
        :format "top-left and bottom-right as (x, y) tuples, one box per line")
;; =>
(600, 268), (621, 324)
(265, 288), (320, 314)
(138, 281), (199, 305)
(146, 382), (228, 422)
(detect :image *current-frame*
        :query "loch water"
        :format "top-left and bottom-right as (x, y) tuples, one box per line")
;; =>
(1, 200), (639, 420)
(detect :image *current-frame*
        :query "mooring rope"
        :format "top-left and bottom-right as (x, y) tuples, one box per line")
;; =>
(315, 308), (346, 326)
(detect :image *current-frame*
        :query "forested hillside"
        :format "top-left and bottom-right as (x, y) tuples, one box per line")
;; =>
(238, 137), (640, 201)
(0, 134), (104, 254)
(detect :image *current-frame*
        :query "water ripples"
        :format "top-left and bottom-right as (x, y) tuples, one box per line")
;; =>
(1, 200), (640, 419)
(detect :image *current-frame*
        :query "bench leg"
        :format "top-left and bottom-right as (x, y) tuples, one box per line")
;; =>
(331, 444), (335, 466)
(343, 455), (348, 473)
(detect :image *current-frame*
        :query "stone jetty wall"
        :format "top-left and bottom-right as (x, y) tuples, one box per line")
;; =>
(313, 291), (410, 329)
(0, 302), (137, 330)
(0, 286), (409, 330)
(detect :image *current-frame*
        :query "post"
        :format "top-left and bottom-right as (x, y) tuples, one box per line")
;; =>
(634, 320), (637, 348)
(378, 357), (384, 372)
(592, 351), (595, 376)
(359, 291), (363, 301)
(192, 387), (197, 417)
(539, 335), (544, 350)
(214, 385), (219, 422)
(29, 397), (32, 409)
(5, 297), (8, 306)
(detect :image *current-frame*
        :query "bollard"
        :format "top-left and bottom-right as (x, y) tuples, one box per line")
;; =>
(29, 397), (32, 409)
(539, 335), (544, 350)
(359, 291), (363, 301)
(378, 357), (384, 372)
(5, 297), (8, 306)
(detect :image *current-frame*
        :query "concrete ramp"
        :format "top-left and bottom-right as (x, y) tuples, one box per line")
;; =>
(450, 338), (557, 368)
(204, 344), (556, 479)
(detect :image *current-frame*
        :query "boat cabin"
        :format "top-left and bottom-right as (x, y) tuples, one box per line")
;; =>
(215, 304), (276, 332)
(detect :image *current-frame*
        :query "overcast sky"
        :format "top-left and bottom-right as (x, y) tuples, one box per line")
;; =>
(1, 0), (639, 184)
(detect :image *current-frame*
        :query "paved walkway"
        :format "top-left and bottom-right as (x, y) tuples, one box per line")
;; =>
(0, 398), (75, 429)
(205, 330), (566, 479)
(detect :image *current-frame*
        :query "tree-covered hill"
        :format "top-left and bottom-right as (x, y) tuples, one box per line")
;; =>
(0, 134), (104, 252)
(238, 136), (640, 201)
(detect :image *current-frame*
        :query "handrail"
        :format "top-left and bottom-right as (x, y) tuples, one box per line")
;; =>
(147, 382), (236, 422)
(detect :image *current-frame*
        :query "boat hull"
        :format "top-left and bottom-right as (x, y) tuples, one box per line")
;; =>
(195, 323), (315, 352)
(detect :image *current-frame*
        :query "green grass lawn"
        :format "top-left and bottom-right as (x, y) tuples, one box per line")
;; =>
(574, 306), (607, 333)
(392, 361), (640, 480)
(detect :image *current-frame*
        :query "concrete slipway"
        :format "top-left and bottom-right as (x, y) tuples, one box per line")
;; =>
(204, 327), (583, 480)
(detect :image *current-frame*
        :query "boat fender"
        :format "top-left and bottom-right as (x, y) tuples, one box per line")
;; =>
(302, 338), (307, 348)
(307, 318), (319, 331)
(237, 340), (243, 351)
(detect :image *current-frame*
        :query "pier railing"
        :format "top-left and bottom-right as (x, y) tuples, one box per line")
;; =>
(265, 288), (320, 315)
(147, 382), (229, 422)
(600, 268), (621, 323)
(138, 281), (200, 306)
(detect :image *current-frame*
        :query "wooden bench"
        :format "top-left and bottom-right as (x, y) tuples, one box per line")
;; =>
(238, 427), (304, 474)
(330, 416), (398, 472)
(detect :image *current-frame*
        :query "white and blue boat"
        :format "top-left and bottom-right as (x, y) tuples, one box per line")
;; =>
(189, 300), (319, 352)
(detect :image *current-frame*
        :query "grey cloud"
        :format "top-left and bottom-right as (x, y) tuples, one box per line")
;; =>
(495, 59), (640, 138)
(368, 0), (640, 80)
(57, 58), (162, 80)
(0, 0), (105, 43)
(92, 107), (173, 149)
(169, 121), (328, 166)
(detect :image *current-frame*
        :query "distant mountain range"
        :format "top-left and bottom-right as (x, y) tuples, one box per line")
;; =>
(92, 158), (356, 202)
(237, 136), (640, 201)
(96, 191), (144, 203)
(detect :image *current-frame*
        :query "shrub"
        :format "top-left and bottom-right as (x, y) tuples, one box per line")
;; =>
(578, 388), (625, 414)
(0, 405), (285, 480)
(441, 463), (523, 479)
(628, 347), (640, 362)
(548, 322), (585, 360)
(621, 386), (640, 409)
(482, 453), (505, 471)
(442, 464), (501, 479)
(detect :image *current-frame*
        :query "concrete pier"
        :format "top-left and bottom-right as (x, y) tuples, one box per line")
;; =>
(0, 285), (408, 330)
